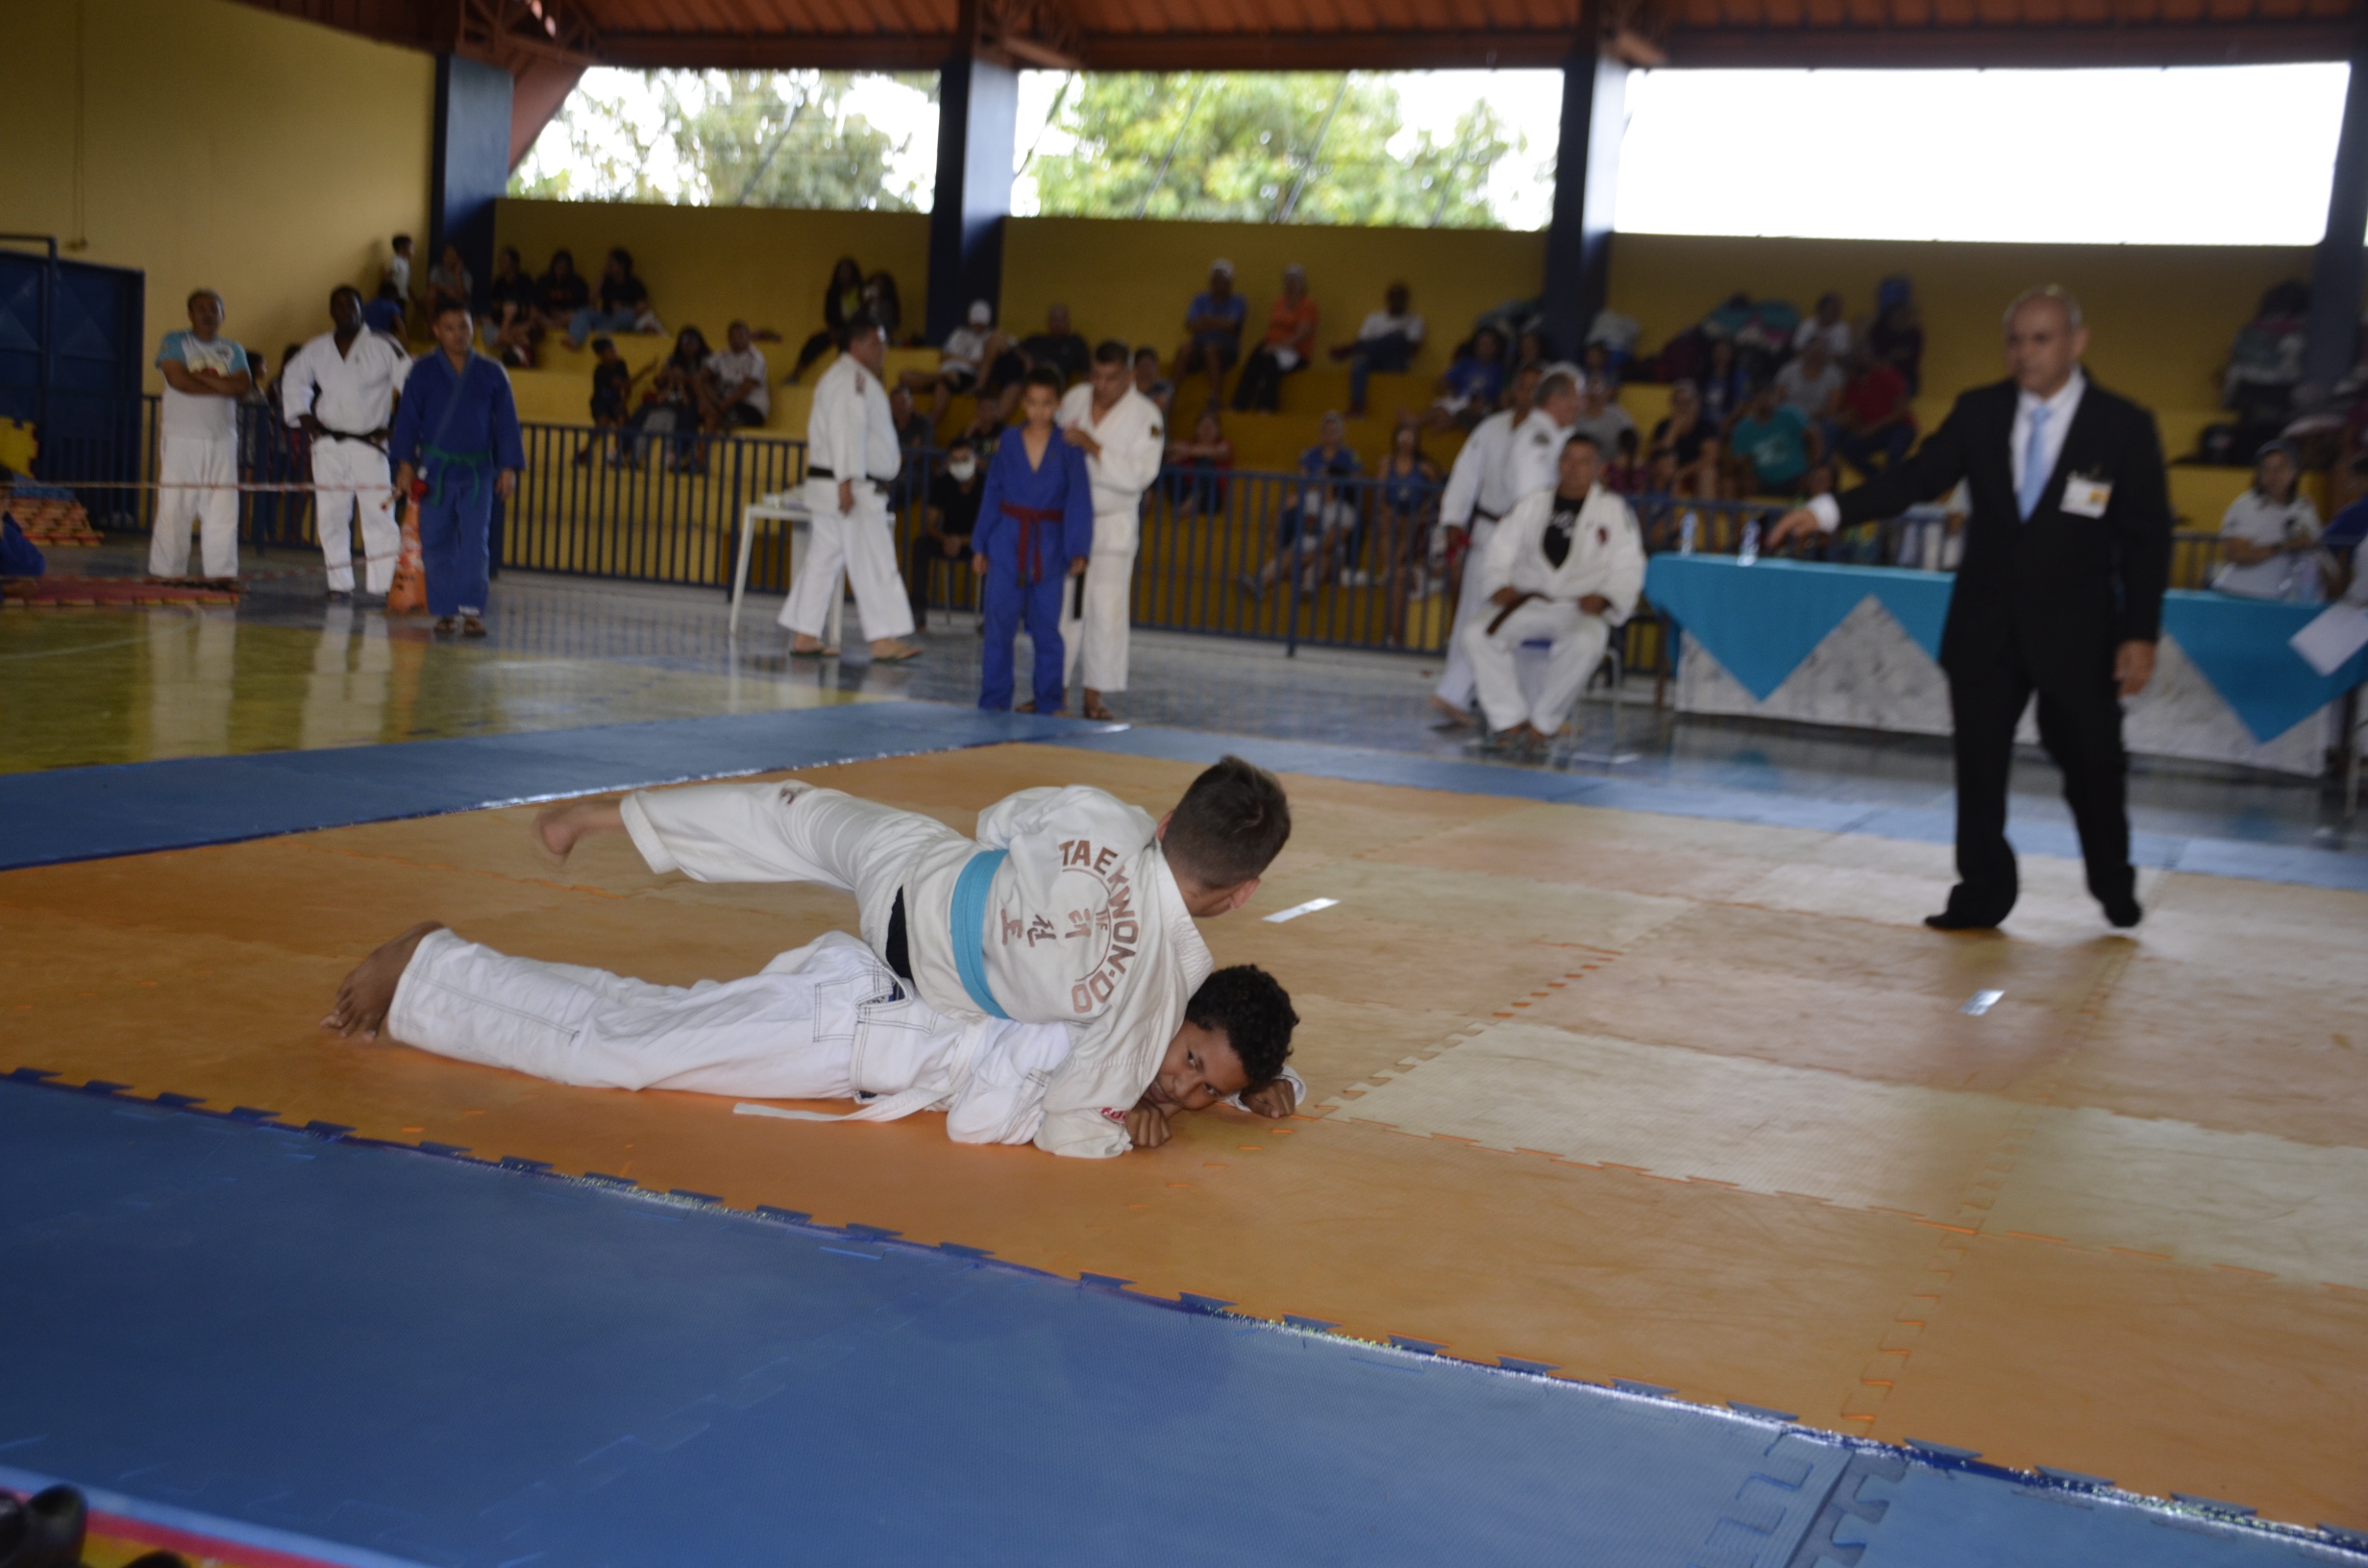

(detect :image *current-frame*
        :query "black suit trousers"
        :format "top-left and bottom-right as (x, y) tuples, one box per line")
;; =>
(1944, 645), (2134, 922)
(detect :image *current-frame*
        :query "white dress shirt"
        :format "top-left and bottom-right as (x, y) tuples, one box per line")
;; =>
(1812, 368), (2088, 532)
(281, 330), (411, 437)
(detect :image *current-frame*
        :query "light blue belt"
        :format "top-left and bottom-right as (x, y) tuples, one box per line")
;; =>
(949, 849), (1011, 1019)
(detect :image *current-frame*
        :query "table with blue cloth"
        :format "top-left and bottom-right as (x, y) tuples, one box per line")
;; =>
(1642, 555), (2368, 777)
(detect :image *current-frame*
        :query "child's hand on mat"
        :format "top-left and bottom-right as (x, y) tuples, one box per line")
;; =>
(1124, 1101), (1171, 1149)
(1239, 1079), (1297, 1119)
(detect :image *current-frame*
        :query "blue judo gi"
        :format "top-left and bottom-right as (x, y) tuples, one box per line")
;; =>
(387, 350), (526, 619)
(973, 428), (1095, 714)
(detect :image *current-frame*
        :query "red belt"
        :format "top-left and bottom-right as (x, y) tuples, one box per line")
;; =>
(1001, 502), (1065, 583)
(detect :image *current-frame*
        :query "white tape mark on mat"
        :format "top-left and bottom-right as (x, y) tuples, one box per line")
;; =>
(1264, 897), (1340, 924)
(1961, 990), (2005, 1017)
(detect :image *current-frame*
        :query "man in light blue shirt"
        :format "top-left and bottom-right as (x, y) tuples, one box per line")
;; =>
(149, 289), (253, 580)
(1172, 260), (1247, 408)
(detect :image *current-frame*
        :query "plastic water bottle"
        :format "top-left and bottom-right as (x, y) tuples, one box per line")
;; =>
(1738, 520), (1762, 566)
(1678, 512), (1697, 555)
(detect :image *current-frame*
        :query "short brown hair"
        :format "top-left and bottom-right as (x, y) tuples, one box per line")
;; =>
(1164, 755), (1290, 888)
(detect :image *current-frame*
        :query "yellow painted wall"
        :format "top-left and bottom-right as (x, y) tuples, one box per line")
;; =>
(0, 0), (434, 392)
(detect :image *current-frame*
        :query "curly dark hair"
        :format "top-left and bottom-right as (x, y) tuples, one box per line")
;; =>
(1185, 965), (1297, 1087)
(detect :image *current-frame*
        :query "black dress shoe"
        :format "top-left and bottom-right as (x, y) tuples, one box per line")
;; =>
(2104, 895), (2143, 929)
(1924, 909), (2001, 932)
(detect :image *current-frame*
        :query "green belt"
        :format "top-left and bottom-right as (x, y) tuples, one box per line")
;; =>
(421, 443), (495, 507)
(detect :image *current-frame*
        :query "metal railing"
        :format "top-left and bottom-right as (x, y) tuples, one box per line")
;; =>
(14, 396), (2241, 673)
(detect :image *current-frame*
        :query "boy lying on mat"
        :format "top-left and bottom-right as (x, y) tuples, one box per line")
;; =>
(522, 755), (1294, 1158)
(322, 924), (1301, 1152)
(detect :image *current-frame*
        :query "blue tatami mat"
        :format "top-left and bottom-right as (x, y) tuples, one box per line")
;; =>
(3, 1081), (2353, 1568)
(0, 702), (1103, 871)
(1055, 725), (2368, 895)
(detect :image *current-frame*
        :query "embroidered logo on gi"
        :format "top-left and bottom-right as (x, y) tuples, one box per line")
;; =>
(1099, 1107), (1127, 1124)
(1049, 838), (1142, 1014)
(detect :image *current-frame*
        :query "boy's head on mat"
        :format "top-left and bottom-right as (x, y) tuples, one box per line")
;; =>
(1156, 756), (1292, 917)
(1146, 965), (1297, 1111)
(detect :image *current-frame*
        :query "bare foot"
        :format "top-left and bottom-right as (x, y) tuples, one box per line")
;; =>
(534, 797), (626, 861)
(1430, 695), (1475, 728)
(322, 920), (444, 1041)
(870, 639), (922, 663)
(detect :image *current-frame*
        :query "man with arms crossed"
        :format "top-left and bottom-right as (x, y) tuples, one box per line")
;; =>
(1768, 287), (2171, 930)
(149, 289), (252, 583)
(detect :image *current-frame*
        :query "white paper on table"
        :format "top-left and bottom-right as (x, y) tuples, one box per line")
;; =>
(2288, 602), (2368, 677)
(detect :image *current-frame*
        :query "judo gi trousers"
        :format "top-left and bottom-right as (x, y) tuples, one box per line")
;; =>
(416, 478), (493, 618)
(780, 478), (916, 645)
(980, 559), (1069, 714)
(1059, 532), (1137, 693)
(310, 437), (400, 595)
(1464, 598), (1609, 735)
(148, 436), (240, 579)
(1432, 517), (1497, 709)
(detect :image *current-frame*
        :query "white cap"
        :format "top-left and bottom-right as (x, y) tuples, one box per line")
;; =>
(968, 300), (992, 326)
(1210, 258), (1234, 279)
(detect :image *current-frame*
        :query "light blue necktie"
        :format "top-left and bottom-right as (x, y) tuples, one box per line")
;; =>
(2016, 404), (2053, 521)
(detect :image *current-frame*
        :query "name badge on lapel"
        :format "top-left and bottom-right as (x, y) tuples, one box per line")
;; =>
(2060, 473), (2112, 518)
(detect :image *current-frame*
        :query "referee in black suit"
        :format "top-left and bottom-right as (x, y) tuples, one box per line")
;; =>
(1769, 287), (2172, 931)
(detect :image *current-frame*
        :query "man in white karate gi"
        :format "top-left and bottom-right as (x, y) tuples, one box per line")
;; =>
(321, 923), (1302, 1152)
(784, 314), (921, 664)
(1463, 431), (1645, 750)
(1055, 340), (1166, 721)
(530, 754), (1294, 1159)
(1429, 361), (1547, 725)
(283, 285), (411, 601)
(149, 289), (253, 582)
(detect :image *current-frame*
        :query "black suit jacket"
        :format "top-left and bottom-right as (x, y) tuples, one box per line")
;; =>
(1834, 377), (2172, 677)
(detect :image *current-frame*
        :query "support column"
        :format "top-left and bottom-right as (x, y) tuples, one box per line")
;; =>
(925, 27), (1019, 344)
(2306, 37), (2368, 393)
(1541, 46), (1626, 363)
(432, 54), (515, 314)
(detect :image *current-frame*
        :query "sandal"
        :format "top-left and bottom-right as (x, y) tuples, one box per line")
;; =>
(1081, 700), (1115, 721)
(460, 616), (487, 637)
(433, 617), (456, 634)
(871, 644), (923, 664)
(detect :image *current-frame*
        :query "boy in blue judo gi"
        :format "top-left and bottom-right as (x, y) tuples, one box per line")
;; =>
(390, 298), (526, 637)
(971, 365), (1095, 714)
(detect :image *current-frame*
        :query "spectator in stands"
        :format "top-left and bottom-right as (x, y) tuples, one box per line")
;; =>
(1017, 305), (1092, 389)
(889, 384), (932, 451)
(1425, 327), (1507, 432)
(1232, 265), (1320, 413)
(1166, 408), (1232, 520)
(148, 288), (252, 582)
(1601, 428), (1646, 494)
(1870, 297), (1925, 395)
(910, 437), (984, 629)
(1132, 345), (1174, 418)
(566, 249), (662, 348)
(904, 300), (1021, 422)
(1832, 343), (1917, 477)
(2213, 439), (2323, 600)
(385, 235), (413, 307)
(629, 326), (711, 473)
(1172, 260), (1248, 406)
(1514, 327), (1552, 374)
(1774, 338), (1845, 431)
(1242, 410), (1360, 598)
(427, 244), (473, 318)
(1649, 380), (1718, 470)
(487, 248), (536, 328)
(1332, 282), (1425, 418)
(789, 257), (867, 384)
(574, 336), (643, 464)
(1698, 338), (1745, 429)
(1581, 342), (1621, 396)
(484, 301), (534, 368)
(534, 250), (590, 339)
(863, 271), (904, 343)
(363, 282), (407, 338)
(1571, 376), (1636, 456)
(1729, 382), (1817, 495)
(956, 399), (1007, 462)
(703, 319), (769, 433)
(1373, 420), (1443, 641)
(1793, 292), (1850, 359)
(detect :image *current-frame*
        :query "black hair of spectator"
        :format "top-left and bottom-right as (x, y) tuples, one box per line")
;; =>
(829, 256), (863, 290)
(430, 296), (471, 324)
(1185, 966), (1298, 1087)
(548, 248), (575, 270)
(393, 233), (411, 249)
(1564, 429), (1603, 454)
(499, 246), (521, 266)
(375, 281), (402, 300)
(1022, 364), (1065, 396)
(590, 336), (615, 355)
(1164, 754), (1291, 888)
(846, 310), (886, 338)
(1133, 345), (1160, 362)
(2350, 452), (2368, 479)
(1616, 428), (1640, 455)
(947, 436), (974, 453)
(1093, 339), (1130, 367)
(608, 247), (634, 271)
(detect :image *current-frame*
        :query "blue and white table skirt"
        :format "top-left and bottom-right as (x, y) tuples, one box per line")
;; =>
(1643, 556), (2368, 777)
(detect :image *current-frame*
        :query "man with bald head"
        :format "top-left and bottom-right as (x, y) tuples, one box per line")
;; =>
(1769, 287), (2171, 932)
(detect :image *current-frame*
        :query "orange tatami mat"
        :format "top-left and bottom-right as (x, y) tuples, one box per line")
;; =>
(5, 742), (2363, 1530)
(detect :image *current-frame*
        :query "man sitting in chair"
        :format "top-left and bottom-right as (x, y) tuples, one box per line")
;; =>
(1462, 431), (1645, 752)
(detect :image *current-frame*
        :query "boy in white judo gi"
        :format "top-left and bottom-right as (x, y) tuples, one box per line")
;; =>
(526, 755), (1295, 1159)
(321, 923), (1301, 1152)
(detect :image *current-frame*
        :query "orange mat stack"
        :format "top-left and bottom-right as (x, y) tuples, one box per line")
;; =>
(2, 488), (105, 547)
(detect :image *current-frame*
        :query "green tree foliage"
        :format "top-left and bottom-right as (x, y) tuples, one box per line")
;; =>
(1026, 73), (1520, 228)
(510, 70), (935, 209)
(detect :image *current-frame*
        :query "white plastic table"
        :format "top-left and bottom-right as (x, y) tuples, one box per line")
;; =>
(729, 491), (842, 649)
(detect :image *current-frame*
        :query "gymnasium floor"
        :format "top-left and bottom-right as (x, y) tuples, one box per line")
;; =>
(3, 571), (2365, 1566)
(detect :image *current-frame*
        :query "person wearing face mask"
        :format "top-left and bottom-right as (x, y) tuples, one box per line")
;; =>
(911, 439), (984, 628)
(1055, 339), (1166, 721)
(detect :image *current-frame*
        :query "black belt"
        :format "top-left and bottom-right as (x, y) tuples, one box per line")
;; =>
(1472, 506), (1502, 524)
(885, 890), (913, 982)
(808, 466), (899, 484)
